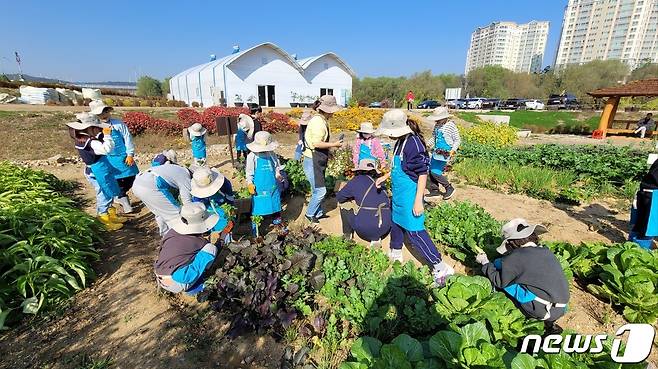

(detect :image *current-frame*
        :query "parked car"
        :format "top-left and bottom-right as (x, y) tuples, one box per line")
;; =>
(481, 98), (501, 109)
(465, 98), (486, 109)
(500, 98), (527, 110)
(446, 99), (458, 108)
(368, 101), (382, 108)
(417, 100), (441, 109)
(525, 99), (545, 110)
(547, 93), (581, 110)
(449, 99), (467, 109)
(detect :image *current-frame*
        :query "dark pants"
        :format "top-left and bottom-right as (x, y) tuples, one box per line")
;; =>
(407, 101), (412, 110)
(340, 208), (390, 242)
(390, 222), (441, 265)
(237, 150), (249, 160)
(117, 176), (136, 198)
(427, 171), (452, 193)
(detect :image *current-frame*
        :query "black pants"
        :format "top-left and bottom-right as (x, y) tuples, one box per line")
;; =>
(117, 176), (136, 198)
(407, 101), (412, 110)
(427, 171), (452, 192)
(237, 150), (249, 160)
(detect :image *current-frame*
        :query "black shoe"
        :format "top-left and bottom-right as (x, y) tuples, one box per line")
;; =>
(543, 321), (563, 336)
(443, 187), (455, 200)
(305, 215), (319, 224)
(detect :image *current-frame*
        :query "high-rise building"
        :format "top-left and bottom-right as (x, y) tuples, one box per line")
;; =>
(465, 21), (550, 74)
(554, 0), (658, 69)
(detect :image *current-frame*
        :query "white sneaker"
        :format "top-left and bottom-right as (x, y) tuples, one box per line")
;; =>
(115, 196), (134, 214)
(388, 249), (403, 263)
(432, 261), (455, 287)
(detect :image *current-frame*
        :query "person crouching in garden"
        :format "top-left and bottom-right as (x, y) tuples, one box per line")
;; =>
(191, 167), (235, 242)
(375, 109), (454, 286)
(475, 219), (570, 334)
(132, 151), (193, 236)
(154, 203), (219, 294)
(246, 131), (285, 235)
(90, 100), (138, 214)
(67, 113), (125, 231)
(352, 122), (386, 168)
(336, 158), (391, 248)
(426, 107), (460, 200)
(184, 123), (207, 166)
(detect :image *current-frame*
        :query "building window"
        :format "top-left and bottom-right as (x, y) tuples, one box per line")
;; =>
(320, 88), (333, 96)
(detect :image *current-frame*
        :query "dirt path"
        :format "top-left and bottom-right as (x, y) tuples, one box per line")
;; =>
(0, 143), (647, 368)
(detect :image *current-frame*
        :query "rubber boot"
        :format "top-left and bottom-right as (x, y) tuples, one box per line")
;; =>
(115, 196), (133, 214)
(98, 214), (123, 231)
(108, 207), (128, 223)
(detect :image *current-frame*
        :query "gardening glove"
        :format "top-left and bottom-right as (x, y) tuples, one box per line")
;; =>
(102, 127), (112, 135)
(125, 155), (135, 166)
(248, 184), (256, 195)
(475, 252), (490, 265)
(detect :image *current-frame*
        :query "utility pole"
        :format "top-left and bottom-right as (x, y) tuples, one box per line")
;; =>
(14, 52), (24, 81)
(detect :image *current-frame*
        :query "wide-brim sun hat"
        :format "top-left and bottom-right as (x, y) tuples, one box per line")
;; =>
(299, 111), (313, 126)
(317, 95), (341, 114)
(188, 123), (207, 137)
(247, 131), (279, 153)
(238, 113), (255, 130)
(375, 109), (412, 138)
(191, 167), (226, 198)
(89, 100), (112, 115)
(427, 106), (451, 121)
(356, 122), (376, 134)
(66, 112), (110, 130)
(355, 158), (380, 173)
(496, 218), (548, 254)
(167, 202), (219, 235)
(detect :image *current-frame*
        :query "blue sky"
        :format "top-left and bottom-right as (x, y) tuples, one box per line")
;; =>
(0, 0), (566, 82)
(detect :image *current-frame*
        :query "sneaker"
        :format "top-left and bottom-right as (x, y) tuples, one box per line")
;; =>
(432, 261), (455, 287)
(388, 249), (403, 263)
(316, 214), (329, 220)
(305, 215), (319, 224)
(425, 191), (442, 201)
(443, 187), (455, 200)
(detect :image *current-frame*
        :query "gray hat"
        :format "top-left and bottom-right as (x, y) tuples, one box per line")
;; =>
(247, 131), (279, 153)
(496, 218), (548, 254)
(427, 107), (451, 121)
(67, 112), (110, 130)
(318, 95), (341, 114)
(356, 122), (376, 134)
(355, 158), (380, 173)
(167, 202), (219, 235)
(375, 109), (412, 138)
(188, 123), (207, 137)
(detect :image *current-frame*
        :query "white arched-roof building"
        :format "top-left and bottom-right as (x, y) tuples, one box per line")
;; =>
(169, 42), (355, 108)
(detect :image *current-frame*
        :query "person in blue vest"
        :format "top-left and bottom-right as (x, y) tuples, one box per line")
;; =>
(132, 151), (193, 236)
(630, 156), (658, 248)
(190, 167), (235, 241)
(352, 122), (386, 168)
(246, 131), (284, 236)
(374, 109), (454, 286)
(185, 123), (207, 166)
(236, 114), (255, 161)
(90, 101), (138, 214)
(67, 113), (125, 231)
(425, 107), (460, 200)
(154, 202), (220, 294)
(336, 158), (392, 248)
(476, 218), (570, 334)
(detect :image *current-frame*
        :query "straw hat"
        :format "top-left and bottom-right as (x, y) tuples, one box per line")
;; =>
(167, 203), (219, 235)
(299, 111), (313, 126)
(188, 123), (207, 137)
(67, 112), (109, 130)
(89, 100), (112, 115)
(247, 131), (279, 153)
(375, 109), (412, 138)
(356, 122), (376, 134)
(355, 158), (380, 173)
(191, 167), (226, 198)
(317, 95), (341, 114)
(496, 218), (548, 254)
(427, 107), (451, 121)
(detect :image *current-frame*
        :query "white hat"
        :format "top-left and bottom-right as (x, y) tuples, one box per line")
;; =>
(188, 123), (207, 137)
(191, 167), (226, 198)
(355, 158), (380, 173)
(67, 112), (109, 130)
(496, 218), (548, 254)
(238, 113), (255, 130)
(317, 95), (341, 114)
(427, 107), (451, 121)
(167, 202), (219, 235)
(247, 131), (278, 153)
(89, 100), (112, 115)
(356, 122), (376, 134)
(163, 149), (178, 164)
(375, 109), (412, 138)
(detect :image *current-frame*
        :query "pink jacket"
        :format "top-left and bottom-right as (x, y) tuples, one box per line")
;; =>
(352, 137), (386, 166)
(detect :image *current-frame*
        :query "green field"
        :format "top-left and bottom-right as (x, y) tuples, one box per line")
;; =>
(456, 110), (600, 133)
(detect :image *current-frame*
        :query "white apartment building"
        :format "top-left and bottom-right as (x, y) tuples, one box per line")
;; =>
(554, 0), (658, 69)
(465, 21), (550, 74)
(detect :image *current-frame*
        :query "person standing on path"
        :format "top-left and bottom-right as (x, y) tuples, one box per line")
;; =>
(235, 114), (254, 161)
(406, 90), (415, 110)
(352, 122), (386, 168)
(303, 95), (344, 223)
(375, 109), (455, 286)
(635, 113), (654, 139)
(67, 113), (125, 231)
(294, 111), (313, 161)
(426, 107), (460, 200)
(90, 100), (138, 214)
(184, 123), (208, 166)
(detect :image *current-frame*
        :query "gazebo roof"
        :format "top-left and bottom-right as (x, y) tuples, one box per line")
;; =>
(588, 78), (658, 98)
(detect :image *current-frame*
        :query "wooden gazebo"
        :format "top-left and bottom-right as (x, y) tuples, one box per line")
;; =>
(588, 78), (658, 137)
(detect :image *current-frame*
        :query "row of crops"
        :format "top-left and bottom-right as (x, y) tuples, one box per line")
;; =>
(0, 162), (103, 329)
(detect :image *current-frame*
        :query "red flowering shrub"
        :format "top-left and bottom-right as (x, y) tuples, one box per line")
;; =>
(262, 110), (296, 133)
(122, 112), (152, 135)
(200, 106), (249, 134)
(177, 108), (203, 125)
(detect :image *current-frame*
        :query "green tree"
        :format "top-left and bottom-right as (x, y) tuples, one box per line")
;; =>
(466, 65), (513, 98)
(136, 76), (162, 97)
(161, 77), (171, 96)
(630, 63), (658, 81)
(557, 60), (629, 104)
